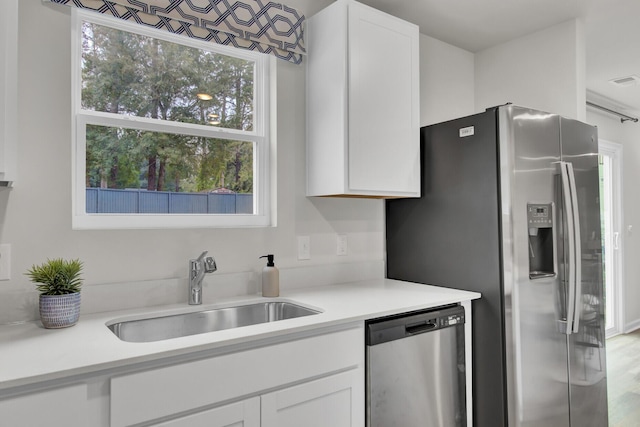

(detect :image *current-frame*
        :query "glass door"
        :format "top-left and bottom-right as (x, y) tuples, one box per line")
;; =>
(599, 141), (623, 337)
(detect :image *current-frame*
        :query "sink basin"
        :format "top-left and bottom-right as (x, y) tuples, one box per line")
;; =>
(107, 301), (321, 343)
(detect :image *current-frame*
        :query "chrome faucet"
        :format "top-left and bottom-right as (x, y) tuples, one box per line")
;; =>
(189, 251), (217, 305)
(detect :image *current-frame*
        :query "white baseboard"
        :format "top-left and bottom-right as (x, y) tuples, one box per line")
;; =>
(624, 318), (640, 333)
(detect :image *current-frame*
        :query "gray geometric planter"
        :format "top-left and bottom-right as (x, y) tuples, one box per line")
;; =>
(39, 293), (81, 329)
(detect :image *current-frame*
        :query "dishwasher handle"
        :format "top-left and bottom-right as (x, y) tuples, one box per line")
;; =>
(405, 321), (438, 335)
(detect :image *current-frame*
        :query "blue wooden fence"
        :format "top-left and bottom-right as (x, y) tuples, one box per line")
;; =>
(86, 188), (253, 214)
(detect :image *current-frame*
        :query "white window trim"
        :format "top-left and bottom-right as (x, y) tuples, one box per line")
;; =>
(71, 9), (272, 229)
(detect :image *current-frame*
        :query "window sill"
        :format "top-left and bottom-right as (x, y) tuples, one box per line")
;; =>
(71, 213), (271, 230)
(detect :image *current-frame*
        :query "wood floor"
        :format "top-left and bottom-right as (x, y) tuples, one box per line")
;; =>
(606, 329), (640, 426)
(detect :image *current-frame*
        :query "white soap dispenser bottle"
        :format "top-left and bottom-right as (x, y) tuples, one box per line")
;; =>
(260, 254), (279, 297)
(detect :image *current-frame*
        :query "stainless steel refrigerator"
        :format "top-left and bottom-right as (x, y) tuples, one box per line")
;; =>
(386, 104), (608, 427)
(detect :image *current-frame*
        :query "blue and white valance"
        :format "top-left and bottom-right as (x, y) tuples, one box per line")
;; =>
(47, 0), (306, 64)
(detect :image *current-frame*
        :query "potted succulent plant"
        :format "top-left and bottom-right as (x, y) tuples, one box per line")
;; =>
(26, 258), (83, 329)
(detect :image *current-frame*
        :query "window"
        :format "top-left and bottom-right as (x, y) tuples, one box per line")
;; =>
(72, 10), (271, 229)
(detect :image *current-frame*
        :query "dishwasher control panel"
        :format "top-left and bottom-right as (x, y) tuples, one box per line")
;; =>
(366, 304), (465, 346)
(442, 312), (464, 327)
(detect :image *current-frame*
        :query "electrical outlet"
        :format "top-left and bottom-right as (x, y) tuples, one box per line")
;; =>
(297, 236), (311, 260)
(337, 234), (347, 256)
(0, 244), (11, 281)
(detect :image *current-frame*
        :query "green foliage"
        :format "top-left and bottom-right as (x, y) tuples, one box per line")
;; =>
(25, 259), (84, 296)
(81, 22), (255, 194)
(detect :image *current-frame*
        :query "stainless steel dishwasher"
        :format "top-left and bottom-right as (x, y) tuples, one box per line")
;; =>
(366, 304), (466, 427)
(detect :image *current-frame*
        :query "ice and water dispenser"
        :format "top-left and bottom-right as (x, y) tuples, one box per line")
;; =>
(527, 203), (556, 279)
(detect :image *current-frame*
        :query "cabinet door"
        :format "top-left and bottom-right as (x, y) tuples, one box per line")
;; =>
(151, 397), (259, 427)
(0, 0), (17, 184)
(0, 384), (87, 426)
(347, 1), (420, 195)
(261, 369), (364, 427)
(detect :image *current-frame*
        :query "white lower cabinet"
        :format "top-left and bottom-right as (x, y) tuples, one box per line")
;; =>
(262, 369), (363, 427)
(152, 397), (260, 427)
(111, 325), (364, 427)
(0, 326), (363, 427)
(0, 383), (88, 426)
(152, 369), (363, 427)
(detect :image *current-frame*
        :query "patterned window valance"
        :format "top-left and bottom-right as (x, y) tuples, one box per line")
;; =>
(46, 0), (305, 64)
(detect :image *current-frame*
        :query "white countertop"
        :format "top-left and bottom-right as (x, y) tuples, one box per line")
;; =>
(0, 278), (480, 391)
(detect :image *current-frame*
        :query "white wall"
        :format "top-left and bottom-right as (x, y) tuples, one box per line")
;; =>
(420, 34), (475, 126)
(0, 0), (387, 323)
(0, 1), (475, 323)
(587, 110), (640, 332)
(475, 19), (587, 120)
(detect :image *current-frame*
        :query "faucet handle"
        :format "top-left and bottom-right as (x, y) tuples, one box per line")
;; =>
(204, 256), (217, 273)
(195, 251), (208, 263)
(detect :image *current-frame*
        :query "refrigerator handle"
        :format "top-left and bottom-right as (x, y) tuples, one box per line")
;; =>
(567, 162), (582, 334)
(560, 161), (577, 335)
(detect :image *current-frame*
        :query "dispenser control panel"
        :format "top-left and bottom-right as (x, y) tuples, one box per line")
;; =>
(527, 204), (552, 228)
(527, 202), (555, 279)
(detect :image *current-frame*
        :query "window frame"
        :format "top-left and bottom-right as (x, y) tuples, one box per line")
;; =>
(71, 9), (272, 229)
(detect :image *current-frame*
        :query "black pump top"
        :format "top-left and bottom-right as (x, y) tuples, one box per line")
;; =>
(260, 254), (275, 267)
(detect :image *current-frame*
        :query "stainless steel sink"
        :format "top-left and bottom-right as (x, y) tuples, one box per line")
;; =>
(107, 301), (321, 343)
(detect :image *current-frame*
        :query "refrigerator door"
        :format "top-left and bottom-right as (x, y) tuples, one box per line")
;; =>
(559, 118), (609, 427)
(499, 106), (571, 427)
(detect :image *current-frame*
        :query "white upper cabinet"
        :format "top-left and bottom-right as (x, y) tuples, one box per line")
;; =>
(306, 0), (420, 198)
(0, 0), (18, 187)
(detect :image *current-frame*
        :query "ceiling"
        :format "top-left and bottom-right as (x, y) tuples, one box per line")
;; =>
(295, 0), (640, 120)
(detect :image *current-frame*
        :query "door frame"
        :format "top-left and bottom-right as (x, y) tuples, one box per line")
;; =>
(599, 139), (624, 337)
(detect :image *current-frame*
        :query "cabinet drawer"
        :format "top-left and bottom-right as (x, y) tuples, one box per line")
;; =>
(111, 326), (363, 427)
(0, 384), (87, 426)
